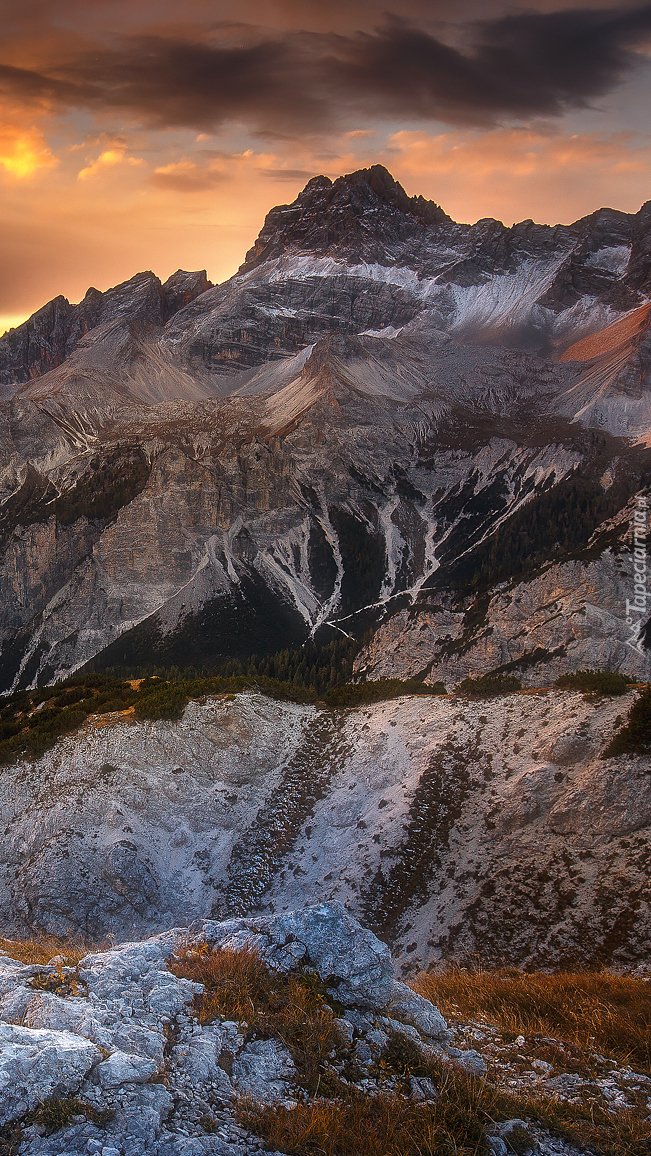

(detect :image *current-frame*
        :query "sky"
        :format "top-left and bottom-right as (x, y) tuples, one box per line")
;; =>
(1, 0), (651, 332)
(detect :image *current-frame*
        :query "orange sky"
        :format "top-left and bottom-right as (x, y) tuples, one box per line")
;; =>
(1, 0), (650, 332)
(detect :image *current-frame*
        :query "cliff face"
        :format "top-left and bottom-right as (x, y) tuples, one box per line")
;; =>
(1, 690), (648, 972)
(0, 165), (649, 687)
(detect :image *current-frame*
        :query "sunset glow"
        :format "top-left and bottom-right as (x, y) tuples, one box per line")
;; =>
(1, 0), (650, 329)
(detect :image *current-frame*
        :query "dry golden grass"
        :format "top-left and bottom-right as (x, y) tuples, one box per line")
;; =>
(240, 1055), (651, 1156)
(238, 1062), (491, 1156)
(169, 945), (344, 1094)
(166, 948), (651, 1156)
(0, 934), (95, 967)
(413, 968), (651, 1069)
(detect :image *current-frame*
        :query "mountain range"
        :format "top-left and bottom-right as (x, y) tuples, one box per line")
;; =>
(1, 164), (650, 690)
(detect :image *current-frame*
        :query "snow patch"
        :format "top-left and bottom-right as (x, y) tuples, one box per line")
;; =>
(584, 246), (631, 274)
(360, 325), (405, 339)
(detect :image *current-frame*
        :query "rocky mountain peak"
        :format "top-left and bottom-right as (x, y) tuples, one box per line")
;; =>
(239, 164), (452, 273)
(0, 268), (212, 387)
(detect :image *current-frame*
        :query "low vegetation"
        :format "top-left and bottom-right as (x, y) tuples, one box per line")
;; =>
(0, 673), (139, 766)
(0, 934), (92, 967)
(169, 945), (651, 1156)
(415, 968), (651, 1069)
(324, 679), (446, 707)
(0, 665), (453, 768)
(556, 669), (635, 696)
(0, 934), (647, 1155)
(169, 945), (344, 1097)
(604, 685), (651, 757)
(0, 671), (319, 767)
(239, 1074), (491, 1156)
(455, 674), (521, 697)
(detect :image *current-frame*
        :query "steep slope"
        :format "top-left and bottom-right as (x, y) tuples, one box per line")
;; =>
(1, 689), (648, 972)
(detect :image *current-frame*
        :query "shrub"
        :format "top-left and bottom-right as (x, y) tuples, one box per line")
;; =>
(455, 675), (521, 697)
(324, 679), (446, 707)
(556, 670), (634, 697)
(604, 687), (651, 757)
(134, 684), (189, 721)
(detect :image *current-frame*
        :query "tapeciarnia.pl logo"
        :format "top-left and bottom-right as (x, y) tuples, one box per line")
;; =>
(625, 494), (649, 654)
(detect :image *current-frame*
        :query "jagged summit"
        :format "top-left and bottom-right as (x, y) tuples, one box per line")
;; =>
(0, 268), (212, 386)
(239, 163), (452, 273)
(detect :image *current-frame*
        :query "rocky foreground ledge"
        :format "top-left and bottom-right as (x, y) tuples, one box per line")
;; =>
(0, 902), (632, 1156)
(0, 902), (479, 1156)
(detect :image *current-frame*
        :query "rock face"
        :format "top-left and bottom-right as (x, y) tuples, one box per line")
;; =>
(0, 269), (212, 386)
(0, 689), (649, 971)
(0, 163), (649, 689)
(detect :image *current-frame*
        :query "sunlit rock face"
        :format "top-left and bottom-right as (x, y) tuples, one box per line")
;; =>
(0, 164), (650, 687)
(0, 692), (649, 972)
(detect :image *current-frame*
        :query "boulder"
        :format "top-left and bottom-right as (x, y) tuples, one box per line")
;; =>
(95, 1049), (159, 1088)
(385, 981), (450, 1040)
(232, 1038), (296, 1102)
(198, 901), (395, 1010)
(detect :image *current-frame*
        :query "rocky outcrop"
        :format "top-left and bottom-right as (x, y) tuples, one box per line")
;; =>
(0, 269), (212, 387)
(0, 689), (649, 971)
(196, 901), (396, 1010)
(0, 902), (645, 1155)
(0, 903), (480, 1154)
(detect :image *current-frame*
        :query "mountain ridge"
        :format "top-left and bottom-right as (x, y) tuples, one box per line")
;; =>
(0, 164), (648, 690)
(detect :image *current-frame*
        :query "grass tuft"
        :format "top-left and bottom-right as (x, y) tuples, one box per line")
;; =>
(0, 933), (93, 967)
(238, 1076), (488, 1156)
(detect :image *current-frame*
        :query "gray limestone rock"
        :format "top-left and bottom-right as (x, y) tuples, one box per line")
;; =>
(231, 1038), (296, 1102)
(386, 981), (450, 1040)
(0, 1023), (101, 1124)
(262, 901), (395, 1008)
(95, 1049), (159, 1088)
(198, 902), (394, 1009)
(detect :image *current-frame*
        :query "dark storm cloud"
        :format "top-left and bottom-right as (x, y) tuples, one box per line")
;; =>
(339, 5), (651, 123)
(1, 4), (651, 132)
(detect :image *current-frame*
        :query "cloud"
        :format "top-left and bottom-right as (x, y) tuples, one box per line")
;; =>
(0, 5), (650, 133)
(77, 147), (144, 179)
(382, 126), (651, 223)
(331, 5), (651, 125)
(149, 159), (225, 191)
